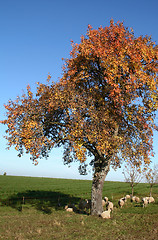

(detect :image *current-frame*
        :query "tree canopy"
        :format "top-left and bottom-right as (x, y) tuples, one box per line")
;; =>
(1, 20), (158, 215)
(2, 20), (158, 167)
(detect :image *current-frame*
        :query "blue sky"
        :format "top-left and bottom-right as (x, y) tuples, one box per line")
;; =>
(0, 0), (158, 181)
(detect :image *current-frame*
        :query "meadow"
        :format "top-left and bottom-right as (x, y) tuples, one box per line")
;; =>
(0, 175), (157, 240)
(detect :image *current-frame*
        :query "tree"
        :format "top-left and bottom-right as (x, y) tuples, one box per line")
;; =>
(146, 164), (158, 196)
(1, 20), (158, 216)
(122, 162), (144, 196)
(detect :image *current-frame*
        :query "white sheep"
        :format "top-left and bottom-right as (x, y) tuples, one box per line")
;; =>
(142, 196), (155, 206)
(100, 208), (111, 219)
(106, 201), (114, 211)
(104, 197), (108, 203)
(125, 194), (131, 199)
(65, 205), (74, 212)
(148, 197), (155, 203)
(121, 197), (127, 202)
(135, 197), (140, 203)
(102, 197), (108, 207)
(118, 199), (125, 208)
(142, 197), (149, 208)
(131, 196), (136, 202)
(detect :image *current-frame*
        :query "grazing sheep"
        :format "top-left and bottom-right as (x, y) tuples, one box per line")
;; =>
(148, 197), (155, 203)
(118, 199), (125, 208)
(102, 197), (109, 207)
(142, 197), (149, 208)
(142, 196), (155, 207)
(106, 201), (114, 211)
(100, 208), (111, 219)
(145, 197), (150, 202)
(131, 196), (136, 202)
(104, 197), (108, 203)
(135, 197), (140, 203)
(131, 196), (140, 203)
(125, 194), (131, 199)
(122, 197), (127, 202)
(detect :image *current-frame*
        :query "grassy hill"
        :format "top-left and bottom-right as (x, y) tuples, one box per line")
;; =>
(0, 175), (157, 239)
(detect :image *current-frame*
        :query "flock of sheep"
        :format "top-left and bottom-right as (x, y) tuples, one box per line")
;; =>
(64, 195), (155, 219)
(118, 195), (155, 208)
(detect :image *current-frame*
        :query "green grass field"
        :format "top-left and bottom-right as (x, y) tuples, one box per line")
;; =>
(0, 175), (157, 239)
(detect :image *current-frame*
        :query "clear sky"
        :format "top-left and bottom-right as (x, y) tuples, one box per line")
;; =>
(0, 0), (158, 181)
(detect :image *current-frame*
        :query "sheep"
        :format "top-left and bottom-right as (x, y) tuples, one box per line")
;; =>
(131, 196), (136, 202)
(102, 197), (108, 207)
(131, 196), (140, 203)
(65, 205), (74, 212)
(142, 197), (149, 208)
(104, 197), (108, 203)
(122, 197), (127, 202)
(118, 199), (125, 208)
(106, 201), (114, 211)
(120, 197), (127, 203)
(135, 197), (140, 203)
(65, 203), (77, 212)
(125, 194), (131, 199)
(148, 197), (155, 203)
(100, 208), (111, 219)
(118, 196), (127, 208)
(142, 196), (155, 207)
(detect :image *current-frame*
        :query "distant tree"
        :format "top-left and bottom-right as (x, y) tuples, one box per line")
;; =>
(1, 20), (158, 216)
(3, 172), (7, 176)
(123, 162), (145, 196)
(146, 164), (158, 196)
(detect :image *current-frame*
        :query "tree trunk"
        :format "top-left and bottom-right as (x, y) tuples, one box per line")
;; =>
(91, 158), (110, 216)
(131, 184), (134, 197)
(90, 125), (118, 216)
(150, 185), (153, 197)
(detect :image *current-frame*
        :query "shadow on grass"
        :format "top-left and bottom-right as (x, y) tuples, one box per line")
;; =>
(1, 190), (81, 214)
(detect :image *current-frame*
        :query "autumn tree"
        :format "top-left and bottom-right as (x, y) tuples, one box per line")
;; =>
(122, 162), (144, 196)
(1, 20), (158, 216)
(146, 164), (158, 196)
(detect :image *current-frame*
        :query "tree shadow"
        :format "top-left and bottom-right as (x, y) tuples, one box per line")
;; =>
(1, 190), (81, 214)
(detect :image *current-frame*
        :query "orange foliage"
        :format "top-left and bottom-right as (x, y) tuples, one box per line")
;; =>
(1, 20), (158, 170)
